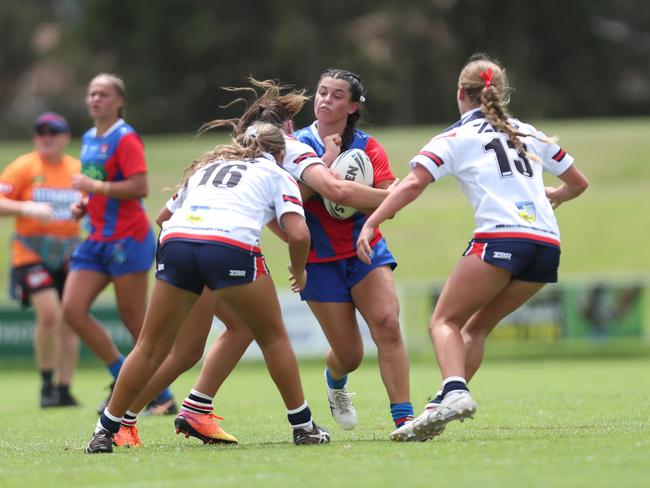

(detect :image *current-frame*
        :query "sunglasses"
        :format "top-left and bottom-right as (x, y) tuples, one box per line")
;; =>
(35, 127), (65, 136)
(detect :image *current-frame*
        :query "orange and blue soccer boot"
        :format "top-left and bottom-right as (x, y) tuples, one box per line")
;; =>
(174, 411), (238, 444)
(113, 425), (143, 448)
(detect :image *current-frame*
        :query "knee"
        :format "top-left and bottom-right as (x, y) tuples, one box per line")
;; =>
(332, 346), (363, 373)
(371, 314), (404, 348)
(428, 315), (463, 336)
(62, 301), (85, 330)
(339, 354), (363, 373)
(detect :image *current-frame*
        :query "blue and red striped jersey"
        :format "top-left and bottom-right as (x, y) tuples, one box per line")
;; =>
(293, 122), (395, 262)
(80, 119), (150, 241)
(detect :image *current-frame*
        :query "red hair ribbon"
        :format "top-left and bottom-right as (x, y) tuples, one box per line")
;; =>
(480, 68), (493, 88)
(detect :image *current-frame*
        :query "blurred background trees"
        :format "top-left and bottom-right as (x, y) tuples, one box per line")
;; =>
(1, 0), (649, 138)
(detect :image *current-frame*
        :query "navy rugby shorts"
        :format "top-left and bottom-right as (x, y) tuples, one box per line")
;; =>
(464, 237), (560, 283)
(155, 239), (269, 295)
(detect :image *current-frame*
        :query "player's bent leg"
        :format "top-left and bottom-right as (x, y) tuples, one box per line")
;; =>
(62, 270), (118, 363)
(430, 254), (511, 379)
(462, 279), (545, 381)
(217, 275), (330, 444)
(105, 279), (197, 418)
(31, 288), (62, 407)
(307, 301), (361, 430)
(112, 271), (149, 341)
(352, 266), (413, 428)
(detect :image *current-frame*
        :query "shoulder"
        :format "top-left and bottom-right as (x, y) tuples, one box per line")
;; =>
(63, 155), (81, 170)
(5, 153), (39, 175)
(284, 136), (316, 154)
(292, 122), (320, 147)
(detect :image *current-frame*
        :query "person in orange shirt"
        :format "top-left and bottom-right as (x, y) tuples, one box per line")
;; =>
(0, 112), (83, 408)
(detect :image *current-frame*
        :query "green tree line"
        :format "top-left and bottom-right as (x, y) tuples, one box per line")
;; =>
(1, 0), (649, 138)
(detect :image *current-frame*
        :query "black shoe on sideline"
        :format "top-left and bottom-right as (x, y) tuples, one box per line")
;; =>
(40, 385), (59, 408)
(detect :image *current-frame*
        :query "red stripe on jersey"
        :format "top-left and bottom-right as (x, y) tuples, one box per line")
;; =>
(294, 152), (318, 164)
(552, 148), (566, 162)
(474, 232), (560, 247)
(282, 194), (303, 206)
(161, 232), (261, 253)
(418, 151), (444, 167)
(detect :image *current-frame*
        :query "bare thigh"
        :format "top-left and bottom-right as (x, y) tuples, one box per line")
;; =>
(113, 271), (149, 340)
(307, 301), (363, 367)
(463, 279), (546, 337)
(432, 255), (513, 328)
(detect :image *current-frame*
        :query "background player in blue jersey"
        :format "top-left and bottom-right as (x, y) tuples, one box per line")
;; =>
(63, 73), (175, 415)
(293, 69), (413, 434)
(357, 53), (589, 442)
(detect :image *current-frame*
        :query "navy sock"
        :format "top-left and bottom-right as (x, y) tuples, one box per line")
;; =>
(107, 356), (124, 379)
(287, 402), (312, 429)
(441, 377), (469, 398)
(325, 368), (348, 389)
(390, 402), (414, 427)
(99, 410), (121, 434)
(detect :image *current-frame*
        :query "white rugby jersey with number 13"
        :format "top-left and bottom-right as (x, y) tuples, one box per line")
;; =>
(410, 108), (574, 247)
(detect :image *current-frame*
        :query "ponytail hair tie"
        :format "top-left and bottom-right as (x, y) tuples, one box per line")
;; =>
(245, 125), (258, 138)
(480, 68), (493, 88)
(359, 95), (366, 103)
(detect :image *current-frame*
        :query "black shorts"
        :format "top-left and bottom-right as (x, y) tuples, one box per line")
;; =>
(463, 238), (560, 283)
(155, 240), (269, 295)
(10, 263), (68, 308)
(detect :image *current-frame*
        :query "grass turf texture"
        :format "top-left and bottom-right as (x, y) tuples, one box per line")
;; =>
(0, 357), (649, 487)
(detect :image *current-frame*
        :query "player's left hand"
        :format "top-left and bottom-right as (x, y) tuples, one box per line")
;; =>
(356, 225), (375, 264)
(288, 264), (307, 293)
(545, 186), (562, 209)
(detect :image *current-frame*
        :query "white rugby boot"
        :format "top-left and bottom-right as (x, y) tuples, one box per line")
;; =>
(325, 372), (357, 430)
(389, 402), (442, 442)
(409, 391), (477, 442)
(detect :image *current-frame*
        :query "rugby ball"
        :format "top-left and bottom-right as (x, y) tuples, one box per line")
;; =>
(323, 149), (374, 219)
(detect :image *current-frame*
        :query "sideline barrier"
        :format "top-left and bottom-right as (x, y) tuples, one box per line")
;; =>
(0, 278), (646, 359)
(0, 293), (376, 360)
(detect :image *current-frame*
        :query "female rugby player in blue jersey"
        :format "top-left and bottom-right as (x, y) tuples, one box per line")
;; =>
(63, 73), (175, 414)
(357, 53), (588, 442)
(294, 69), (414, 434)
(106, 78), (398, 448)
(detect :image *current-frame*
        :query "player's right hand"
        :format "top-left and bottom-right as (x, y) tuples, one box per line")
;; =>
(70, 196), (89, 220)
(20, 201), (54, 222)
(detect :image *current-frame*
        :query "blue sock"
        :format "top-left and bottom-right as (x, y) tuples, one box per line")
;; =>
(390, 402), (414, 427)
(325, 368), (347, 389)
(107, 355), (124, 379)
(155, 388), (173, 403)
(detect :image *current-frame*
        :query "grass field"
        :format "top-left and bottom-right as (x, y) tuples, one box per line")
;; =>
(1, 357), (649, 488)
(0, 119), (649, 487)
